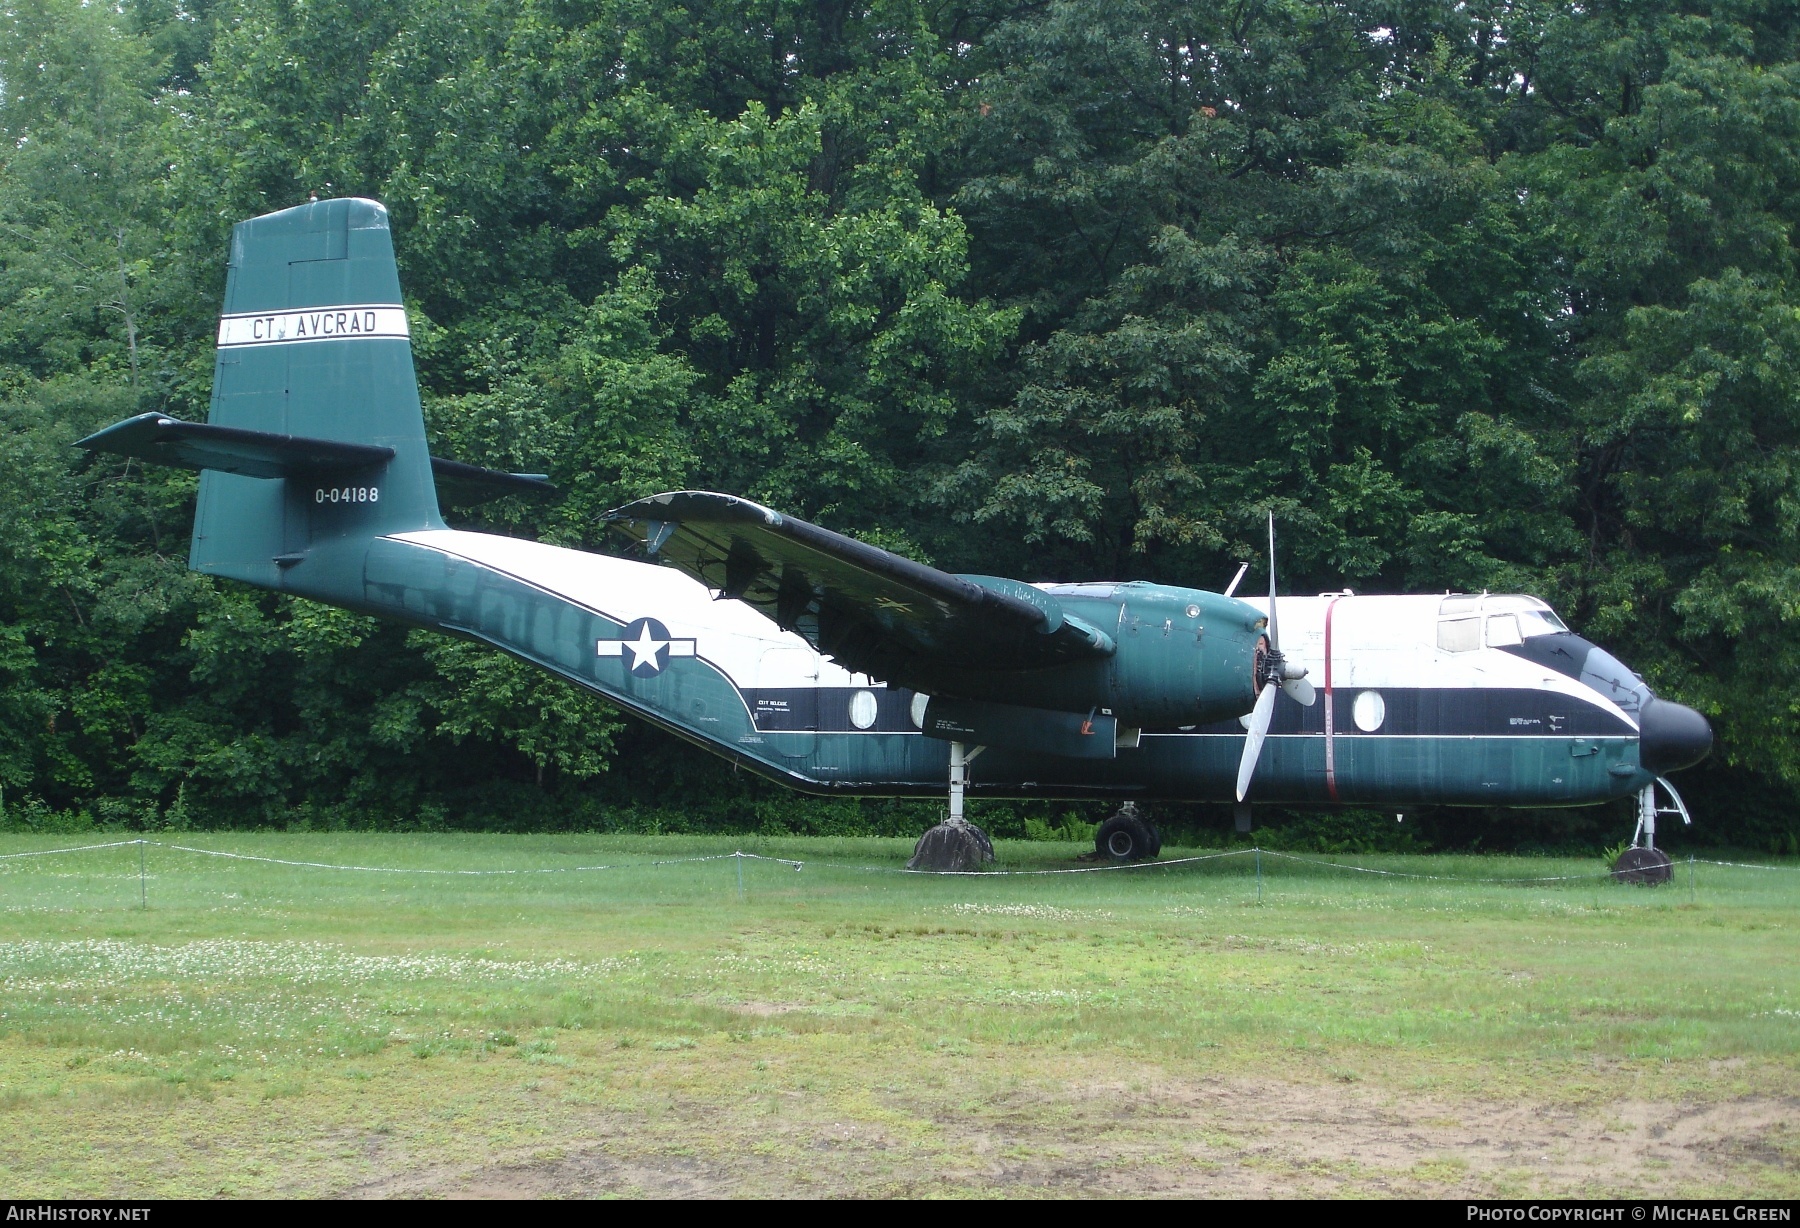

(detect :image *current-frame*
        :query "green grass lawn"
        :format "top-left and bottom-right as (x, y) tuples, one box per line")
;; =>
(0, 833), (1794, 1198)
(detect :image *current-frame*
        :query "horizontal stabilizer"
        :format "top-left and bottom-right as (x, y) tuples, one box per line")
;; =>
(430, 456), (556, 504)
(78, 413), (393, 479)
(922, 696), (1118, 760)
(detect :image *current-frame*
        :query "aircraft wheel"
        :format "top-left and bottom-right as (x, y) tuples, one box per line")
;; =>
(1611, 846), (1673, 886)
(1096, 812), (1156, 862)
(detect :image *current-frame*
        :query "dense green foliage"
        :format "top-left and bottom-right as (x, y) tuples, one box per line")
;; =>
(1, 0), (1795, 848)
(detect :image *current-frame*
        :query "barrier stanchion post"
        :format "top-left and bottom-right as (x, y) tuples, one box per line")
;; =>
(139, 838), (146, 910)
(1255, 847), (1262, 904)
(1689, 854), (1695, 905)
(736, 851), (745, 900)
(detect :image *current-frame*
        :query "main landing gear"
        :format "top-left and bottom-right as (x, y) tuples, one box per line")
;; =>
(1094, 801), (1161, 862)
(1611, 777), (1692, 885)
(908, 741), (996, 871)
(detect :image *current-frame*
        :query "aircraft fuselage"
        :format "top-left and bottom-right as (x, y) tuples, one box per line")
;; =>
(320, 528), (1685, 809)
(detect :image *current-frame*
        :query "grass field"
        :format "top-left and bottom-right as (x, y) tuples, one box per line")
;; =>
(0, 832), (1795, 1199)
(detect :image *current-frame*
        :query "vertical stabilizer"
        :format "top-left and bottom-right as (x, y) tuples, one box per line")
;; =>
(192, 198), (442, 588)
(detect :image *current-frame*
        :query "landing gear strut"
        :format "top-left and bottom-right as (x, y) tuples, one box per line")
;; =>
(1611, 777), (1692, 885)
(907, 741), (996, 871)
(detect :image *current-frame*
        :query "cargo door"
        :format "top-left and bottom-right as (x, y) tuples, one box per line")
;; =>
(753, 646), (819, 758)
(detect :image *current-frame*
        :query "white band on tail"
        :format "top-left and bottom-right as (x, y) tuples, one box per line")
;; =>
(217, 305), (409, 348)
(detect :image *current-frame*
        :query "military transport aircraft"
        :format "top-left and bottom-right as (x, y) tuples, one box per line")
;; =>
(77, 198), (1713, 880)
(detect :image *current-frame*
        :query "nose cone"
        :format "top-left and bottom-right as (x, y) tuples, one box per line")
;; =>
(1638, 697), (1713, 774)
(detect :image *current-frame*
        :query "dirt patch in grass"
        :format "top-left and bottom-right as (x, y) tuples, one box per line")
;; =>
(343, 1077), (1798, 1198)
(729, 1002), (808, 1017)
(358, 1146), (737, 1199)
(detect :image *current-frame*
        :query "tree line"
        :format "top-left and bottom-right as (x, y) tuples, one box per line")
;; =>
(1, 0), (1796, 850)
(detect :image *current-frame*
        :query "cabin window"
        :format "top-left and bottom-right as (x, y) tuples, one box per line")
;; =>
(909, 692), (929, 729)
(1485, 614), (1523, 647)
(1438, 617), (1481, 652)
(849, 690), (879, 730)
(1352, 690), (1386, 732)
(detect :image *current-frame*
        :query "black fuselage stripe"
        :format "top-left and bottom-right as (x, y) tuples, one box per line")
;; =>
(740, 686), (1632, 738)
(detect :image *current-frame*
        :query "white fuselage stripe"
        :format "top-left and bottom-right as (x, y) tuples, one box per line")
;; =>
(389, 531), (1643, 743)
(218, 305), (409, 348)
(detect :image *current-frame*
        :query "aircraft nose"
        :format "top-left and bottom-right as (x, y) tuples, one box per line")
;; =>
(1638, 697), (1712, 774)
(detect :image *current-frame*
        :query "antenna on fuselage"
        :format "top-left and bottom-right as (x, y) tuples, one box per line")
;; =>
(1223, 561), (1249, 599)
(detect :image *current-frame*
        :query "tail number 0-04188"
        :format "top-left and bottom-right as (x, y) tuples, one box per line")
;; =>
(315, 486), (380, 504)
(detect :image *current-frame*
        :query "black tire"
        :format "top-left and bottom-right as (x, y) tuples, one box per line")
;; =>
(908, 820), (996, 872)
(1611, 845), (1674, 885)
(1096, 813), (1155, 862)
(1144, 821), (1162, 859)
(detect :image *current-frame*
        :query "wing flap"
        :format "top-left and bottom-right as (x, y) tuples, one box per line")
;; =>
(604, 491), (1113, 684)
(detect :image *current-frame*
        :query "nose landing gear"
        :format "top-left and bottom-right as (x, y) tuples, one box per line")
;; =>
(1611, 777), (1692, 885)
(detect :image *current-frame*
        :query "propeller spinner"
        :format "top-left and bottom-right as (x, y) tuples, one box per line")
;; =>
(1235, 514), (1315, 802)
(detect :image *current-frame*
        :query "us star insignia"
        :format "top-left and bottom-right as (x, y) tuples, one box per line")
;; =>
(597, 616), (697, 677)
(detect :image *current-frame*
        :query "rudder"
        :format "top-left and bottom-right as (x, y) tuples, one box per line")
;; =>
(192, 197), (442, 588)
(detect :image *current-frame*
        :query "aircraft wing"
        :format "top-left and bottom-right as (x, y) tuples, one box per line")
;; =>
(603, 491), (1115, 684)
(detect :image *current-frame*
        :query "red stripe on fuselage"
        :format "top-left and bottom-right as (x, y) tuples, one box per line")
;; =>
(1323, 595), (1346, 803)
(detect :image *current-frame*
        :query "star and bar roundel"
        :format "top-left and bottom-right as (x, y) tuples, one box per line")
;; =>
(596, 617), (697, 678)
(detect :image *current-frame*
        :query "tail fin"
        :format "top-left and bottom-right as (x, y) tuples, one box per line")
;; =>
(191, 197), (442, 587)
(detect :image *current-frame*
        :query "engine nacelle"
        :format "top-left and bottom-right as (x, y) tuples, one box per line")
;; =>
(908, 582), (1263, 730)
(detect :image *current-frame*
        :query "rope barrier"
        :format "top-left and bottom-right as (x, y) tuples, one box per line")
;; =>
(1255, 848), (1626, 884)
(0, 839), (798, 877)
(906, 849), (1255, 877)
(0, 838), (155, 862)
(0, 838), (1792, 884)
(156, 841), (751, 876)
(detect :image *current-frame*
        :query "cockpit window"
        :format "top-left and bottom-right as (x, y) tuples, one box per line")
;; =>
(1517, 608), (1567, 637)
(1438, 617), (1481, 652)
(1439, 595), (1568, 649)
(1485, 614), (1523, 647)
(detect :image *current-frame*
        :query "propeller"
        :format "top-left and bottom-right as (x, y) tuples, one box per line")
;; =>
(1235, 513), (1315, 802)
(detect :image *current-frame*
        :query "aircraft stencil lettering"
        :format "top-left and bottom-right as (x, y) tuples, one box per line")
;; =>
(217, 305), (410, 347)
(77, 198), (1714, 879)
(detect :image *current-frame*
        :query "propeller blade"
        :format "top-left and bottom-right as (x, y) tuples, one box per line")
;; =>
(1235, 681), (1278, 802)
(1283, 675), (1317, 706)
(1265, 512), (1280, 651)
